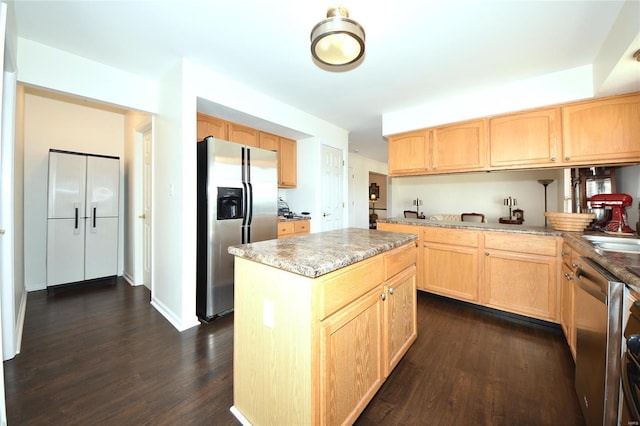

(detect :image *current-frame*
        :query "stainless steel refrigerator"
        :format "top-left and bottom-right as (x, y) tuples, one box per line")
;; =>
(196, 137), (278, 321)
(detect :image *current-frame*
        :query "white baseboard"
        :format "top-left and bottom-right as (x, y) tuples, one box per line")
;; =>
(230, 406), (252, 426)
(14, 289), (27, 356)
(150, 296), (200, 332)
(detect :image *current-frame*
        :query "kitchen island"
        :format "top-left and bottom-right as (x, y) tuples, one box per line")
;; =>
(228, 228), (418, 426)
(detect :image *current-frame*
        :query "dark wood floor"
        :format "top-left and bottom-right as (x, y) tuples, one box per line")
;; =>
(4, 279), (584, 425)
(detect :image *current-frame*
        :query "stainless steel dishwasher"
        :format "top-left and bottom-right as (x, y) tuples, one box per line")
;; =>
(574, 257), (624, 426)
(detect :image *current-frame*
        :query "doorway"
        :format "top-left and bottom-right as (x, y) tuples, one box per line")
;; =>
(369, 172), (387, 229)
(135, 123), (152, 290)
(321, 145), (343, 231)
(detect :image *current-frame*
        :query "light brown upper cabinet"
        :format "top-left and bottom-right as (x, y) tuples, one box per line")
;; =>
(562, 92), (640, 165)
(489, 108), (561, 168)
(278, 137), (297, 188)
(388, 120), (486, 176)
(258, 131), (279, 151)
(228, 123), (259, 148)
(387, 130), (431, 176)
(196, 114), (297, 188)
(388, 91), (640, 176)
(258, 131), (297, 188)
(432, 119), (487, 173)
(197, 113), (227, 141)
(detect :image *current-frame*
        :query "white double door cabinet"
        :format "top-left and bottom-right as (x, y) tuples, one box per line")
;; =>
(47, 151), (120, 287)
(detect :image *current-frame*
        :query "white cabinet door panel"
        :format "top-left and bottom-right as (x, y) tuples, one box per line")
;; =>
(86, 156), (119, 218)
(47, 218), (85, 286)
(47, 152), (87, 219)
(85, 217), (118, 280)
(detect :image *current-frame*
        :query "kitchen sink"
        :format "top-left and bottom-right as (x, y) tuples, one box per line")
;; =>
(582, 234), (640, 253)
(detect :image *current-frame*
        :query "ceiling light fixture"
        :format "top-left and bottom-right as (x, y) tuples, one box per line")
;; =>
(310, 6), (365, 67)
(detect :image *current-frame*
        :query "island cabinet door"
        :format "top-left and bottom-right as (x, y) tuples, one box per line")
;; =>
(482, 250), (558, 322)
(384, 265), (417, 376)
(320, 286), (385, 426)
(423, 241), (480, 302)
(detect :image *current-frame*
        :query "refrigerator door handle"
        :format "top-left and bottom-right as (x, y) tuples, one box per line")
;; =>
(247, 182), (254, 225)
(93, 206), (97, 230)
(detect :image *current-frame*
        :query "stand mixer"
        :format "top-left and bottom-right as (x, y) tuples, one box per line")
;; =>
(588, 193), (634, 234)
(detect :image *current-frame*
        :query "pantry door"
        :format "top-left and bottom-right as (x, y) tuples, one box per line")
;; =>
(321, 145), (343, 231)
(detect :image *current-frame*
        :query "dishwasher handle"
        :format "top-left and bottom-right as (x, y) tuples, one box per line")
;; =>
(575, 267), (608, 305)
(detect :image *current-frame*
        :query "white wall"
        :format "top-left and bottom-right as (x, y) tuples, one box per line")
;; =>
(383, 66), (595, 137)
(390, 168), (565, 227)
(186, 60), (350, 234)
(23, 92), (126, 291)
(283, 137), (349, 233)
(617, 164), (640, 231)
(348, 153), (387, 229)
(17, 38), (157, 114)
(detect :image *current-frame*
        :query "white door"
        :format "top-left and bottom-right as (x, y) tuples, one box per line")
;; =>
(321, 145), (344, 231)
(142, 127), (152, 289)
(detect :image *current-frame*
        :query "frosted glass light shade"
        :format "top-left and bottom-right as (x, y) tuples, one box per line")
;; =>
(310, 7), (365, 66)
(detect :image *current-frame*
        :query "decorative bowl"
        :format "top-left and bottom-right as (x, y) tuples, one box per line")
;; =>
(545, 212), (595, 232)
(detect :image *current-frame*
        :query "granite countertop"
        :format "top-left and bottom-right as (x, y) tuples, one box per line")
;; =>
(228, 228), (417, 278)
(377, 217), (561, 236)
(562, 232), (640, 291)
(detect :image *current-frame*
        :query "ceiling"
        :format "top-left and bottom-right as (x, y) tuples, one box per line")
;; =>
(7, 1), (640, 162)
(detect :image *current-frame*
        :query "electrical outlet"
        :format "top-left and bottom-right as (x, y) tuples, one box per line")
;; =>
(263, 299), (274, 329)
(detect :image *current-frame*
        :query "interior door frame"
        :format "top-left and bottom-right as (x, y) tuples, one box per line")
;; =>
(134, 120), (152, 290)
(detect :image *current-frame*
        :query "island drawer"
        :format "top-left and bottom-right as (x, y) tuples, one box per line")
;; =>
(424, 227), (479, 247)
(319, 257), (384, 320)
(384, 242), (417, 280)
(484, 232), (558, 257)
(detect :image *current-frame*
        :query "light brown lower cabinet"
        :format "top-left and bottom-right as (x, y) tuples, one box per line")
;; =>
(423, 227), (480, 302)
(277, 219), (310, 238)
(375, 223), (562, 323)
(482, 232), (560, 322)
(232, 242), (417, 425)
(560, 261), (576, 359)
(558, 240), (588, 360)
(483, 247), (559, 321)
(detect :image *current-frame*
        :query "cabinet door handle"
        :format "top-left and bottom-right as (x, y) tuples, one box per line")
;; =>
(565, 156), (570, 161)
(561, 251), (567, 256)
(485, 252), (490, 256)
(564, 272), (572, 281)
(381, 293), (387, 301)
(389, 287), (394, 295)
(571, 262), (578, 268)
(551, 157), (557, 162)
